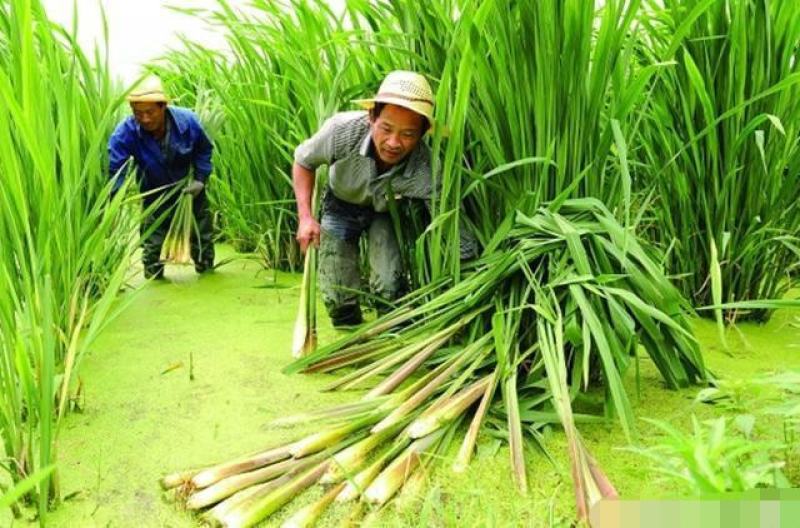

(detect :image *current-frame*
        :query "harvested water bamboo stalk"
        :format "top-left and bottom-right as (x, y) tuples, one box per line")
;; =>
(292, 247), (317, 358)
(363, 430), (444, 505)
(161, 192), (195, 264)
(280, 482), (345, 528)
(218, 461), (330, 528)
(191, 444), (293, 489)
(187, 454), (321, 510)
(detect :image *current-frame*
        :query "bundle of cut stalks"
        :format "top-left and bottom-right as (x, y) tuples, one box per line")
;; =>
(164, 199), (706, 527)
(292, 247), (317, 358)
(160, 193), (196, 264)
(292, 168), (321, 358)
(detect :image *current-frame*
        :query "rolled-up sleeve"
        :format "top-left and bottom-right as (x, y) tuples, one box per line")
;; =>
(294, 116), (338, 170)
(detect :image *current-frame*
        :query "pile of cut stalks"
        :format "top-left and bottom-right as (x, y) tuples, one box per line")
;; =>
(162, 199), (706, 527)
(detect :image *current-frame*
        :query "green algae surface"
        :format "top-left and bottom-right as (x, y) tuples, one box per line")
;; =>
(13, 249), (800, 527)
(26, 250), (353, 527)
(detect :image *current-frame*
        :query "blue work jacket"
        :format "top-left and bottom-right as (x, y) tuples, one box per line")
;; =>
(108, 106), (213, 194)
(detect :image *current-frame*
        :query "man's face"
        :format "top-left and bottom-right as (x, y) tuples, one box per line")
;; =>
(370, 104), (426, 167)
(131, 102), (166, 134)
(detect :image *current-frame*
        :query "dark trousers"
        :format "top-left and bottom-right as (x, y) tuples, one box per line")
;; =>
(318, 190), (404, 326)
(141, 190), (214, 278)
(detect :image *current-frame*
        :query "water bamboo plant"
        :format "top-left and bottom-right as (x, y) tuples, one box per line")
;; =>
(636, 0), (800, 321)
(292, 247), (317, 358)
(160, 191), (197, 265)
(164, 199), (706, 526)
(0, 0), (143, 519)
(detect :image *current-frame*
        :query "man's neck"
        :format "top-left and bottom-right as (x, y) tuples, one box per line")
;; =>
(149, 125), (167, 141)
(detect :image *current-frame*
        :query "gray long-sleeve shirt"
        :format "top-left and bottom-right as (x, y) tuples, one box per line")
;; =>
(294, 110), (478, 259)
(294, 111), (433, 213)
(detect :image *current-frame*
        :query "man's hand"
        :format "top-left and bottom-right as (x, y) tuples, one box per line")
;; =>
(183, 180), (205, 197)
(296, 215), (321, 254)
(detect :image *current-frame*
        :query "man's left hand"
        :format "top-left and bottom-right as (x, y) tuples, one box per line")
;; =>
(183, 180), (205, 197)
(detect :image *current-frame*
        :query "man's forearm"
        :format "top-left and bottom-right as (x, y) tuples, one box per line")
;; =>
(292, 162), (316, 219)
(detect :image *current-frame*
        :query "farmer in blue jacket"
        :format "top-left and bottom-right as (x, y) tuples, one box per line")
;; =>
(108, 75), (214, 279)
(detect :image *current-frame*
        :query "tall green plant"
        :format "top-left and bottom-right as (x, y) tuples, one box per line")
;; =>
(0, 0), (140, 517)
(632, 416), (787, 494)
(637, 0), (800, 321)
(412, 0), (665, 282)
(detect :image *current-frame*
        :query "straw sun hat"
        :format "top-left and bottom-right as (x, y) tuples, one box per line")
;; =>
(353, 70), (435, 131)
(127, 75), (169, 103)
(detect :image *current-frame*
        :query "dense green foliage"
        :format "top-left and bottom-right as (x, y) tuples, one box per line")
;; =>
(160, 0), (800, 313)
(637, 0), (800, 320)
(0, 0), (141, 517)
(3, 0), (799, 524)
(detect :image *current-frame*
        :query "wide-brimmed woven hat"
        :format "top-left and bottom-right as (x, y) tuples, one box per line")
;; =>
(127, 75), (169, 103)
(354, 70), (434, 130)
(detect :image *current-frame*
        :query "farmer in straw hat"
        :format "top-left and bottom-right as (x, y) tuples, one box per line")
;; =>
(293, 70), (476, 327)
(108, 75), (215, 280)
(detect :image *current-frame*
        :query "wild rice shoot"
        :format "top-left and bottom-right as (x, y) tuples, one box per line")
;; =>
(160, 191), (197, 264)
